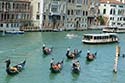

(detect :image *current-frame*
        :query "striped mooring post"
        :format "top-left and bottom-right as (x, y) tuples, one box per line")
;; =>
(113, 45), (120, 73)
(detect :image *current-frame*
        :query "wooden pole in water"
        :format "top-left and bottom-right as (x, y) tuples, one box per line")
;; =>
(113, 45), (120, 73)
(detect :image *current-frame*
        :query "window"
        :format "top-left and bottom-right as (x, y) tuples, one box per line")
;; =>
(83, 11), (85, 16)
(51, 5), (58, 13)
(77, 0), (82, 4)
(36, 15), (40, 19)
(117, 17), (119, 21)
(110, 5), (116, 7)
(38, 2), (40, 13)
(110, 9), (113, 14)
(6, 24), (8, 27)
(119, 5), (123, 8)
(0, 24), (3, 27)
(11, 24), (13, 27)
(13, 3), (15, 9)
(123, 17), (125, 21)
(71, 10), (73, 15)
(120, 17), (122, 21)
(76, 10), (81, 15)
(113, 10), (115, 15)
(103, 9), (106, 14)
(67, 10), (70, 15)
(68, 0), (71, 3)
(86, 11), (88, 16)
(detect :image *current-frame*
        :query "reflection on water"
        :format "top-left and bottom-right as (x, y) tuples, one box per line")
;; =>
(111, 73), (118, 83)
(71, 72), (80, 81)
(5, 75), (15, 83)
(65, 33), (79, 39)
(49, 72), (58, 80)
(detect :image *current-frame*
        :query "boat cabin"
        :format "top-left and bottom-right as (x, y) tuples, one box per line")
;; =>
(82, 33), (119, 44)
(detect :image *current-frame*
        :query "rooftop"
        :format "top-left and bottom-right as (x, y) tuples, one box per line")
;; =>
(100, 0), (124, 4)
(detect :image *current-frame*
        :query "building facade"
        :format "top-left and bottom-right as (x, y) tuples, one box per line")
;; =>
(42, 0), (66, 30)
(66, 0), (88, 30)
(0, 0), (31, 31)
(87, 0), (99, 28)
(31, 0), (40, 27)
(42, 0), (95, 30)
(99, 0), (125, 27)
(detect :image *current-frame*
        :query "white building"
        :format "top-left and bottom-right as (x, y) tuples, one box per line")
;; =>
(99, 0), (125, 27)
(31, 0), (40, 27)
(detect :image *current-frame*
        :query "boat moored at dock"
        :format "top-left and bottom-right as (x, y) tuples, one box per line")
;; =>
(82, 33), (119, 44)
(5, 30), (24, 34)
(103, 26), (125, 33)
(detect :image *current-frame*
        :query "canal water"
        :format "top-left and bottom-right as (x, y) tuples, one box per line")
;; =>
(0, 30), (125, 83)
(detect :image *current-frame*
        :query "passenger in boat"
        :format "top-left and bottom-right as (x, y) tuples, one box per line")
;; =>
(71, 52), (75, 57)
(72, 60), (78, 67)
(43, 44), (52, 54)
(74, 49), (78, 55)
(57, 63), (61, 69)
(76, 61), (80, 67)
(10, 67), (18, 72)
(50, 58), (54, 67)
(52, 63), (60, 70)
(87, 49), (90, 55)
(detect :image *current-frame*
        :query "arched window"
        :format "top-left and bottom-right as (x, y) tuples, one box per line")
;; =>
(67, 10), (70, 15)
(113, 9), (115, 15)
(83, 11), (85, 16)
(103, 9), (106, 14)
(71, 10), (73, 15)
(86, 11), (88, 16)
(110, 9), (112, 14)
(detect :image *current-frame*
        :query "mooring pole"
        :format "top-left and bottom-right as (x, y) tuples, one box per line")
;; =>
(113, 45), (120, 73)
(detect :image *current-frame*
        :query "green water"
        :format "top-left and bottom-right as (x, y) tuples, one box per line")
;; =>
(0, 30), (125, 83)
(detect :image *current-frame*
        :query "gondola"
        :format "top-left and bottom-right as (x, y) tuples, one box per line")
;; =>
(72, 60), (80, 73)
(50, 60), (63, 73)
(86, 52), (96, 61)
(5, 59), (26, 75)
(66, 48), (82, 59)
(42, 44), (53, 55)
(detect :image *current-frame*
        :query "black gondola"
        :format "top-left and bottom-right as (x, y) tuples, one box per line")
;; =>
(86, 52), (96, 61)
(72, 60), (80, 73)
(42, 44), (53, 55)
(50, 60), (63, 73)
(66, 48), (82, 59)
(5, 59), (26, 75)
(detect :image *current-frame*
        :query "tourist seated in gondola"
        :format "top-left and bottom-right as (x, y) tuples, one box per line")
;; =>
(5, 59), (26, 75)
(42, 44), (52, 55)
(72, 60), (80, 73)
(50, 58), (63, 73)
(66, 48), (82, 59)
(86, 49), (96, 61)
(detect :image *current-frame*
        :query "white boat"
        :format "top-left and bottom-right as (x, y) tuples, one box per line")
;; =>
(103, 26), (125, 33)
(82, 33), (119, 44)
(6, 30), (24, 34)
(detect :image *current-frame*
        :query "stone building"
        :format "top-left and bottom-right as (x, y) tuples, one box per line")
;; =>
(87, 0), (100, 28)
(42, 0), (66, 30)
(0, 0), (31, 31)
(66, 0), (88, 30)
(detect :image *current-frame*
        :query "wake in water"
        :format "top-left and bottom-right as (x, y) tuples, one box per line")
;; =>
(65, 33), (79, 39)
